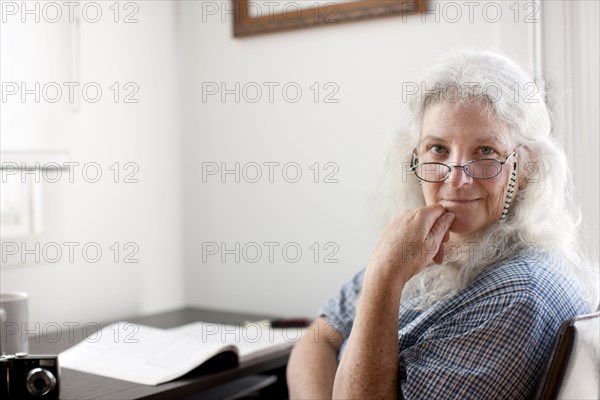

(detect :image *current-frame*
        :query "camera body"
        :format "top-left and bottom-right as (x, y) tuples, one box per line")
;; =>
(0, 354), (60, 400)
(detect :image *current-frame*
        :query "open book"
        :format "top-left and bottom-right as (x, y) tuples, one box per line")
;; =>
(59, 321), (306, 386)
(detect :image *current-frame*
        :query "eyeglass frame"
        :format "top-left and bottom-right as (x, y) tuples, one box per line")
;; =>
(410, 146), (520, 183)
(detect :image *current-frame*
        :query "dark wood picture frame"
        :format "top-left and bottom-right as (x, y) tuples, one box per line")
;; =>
(233, 0), (426, 37)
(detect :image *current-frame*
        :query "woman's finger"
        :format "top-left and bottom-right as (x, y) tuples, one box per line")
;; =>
(429, 213), (455, 264)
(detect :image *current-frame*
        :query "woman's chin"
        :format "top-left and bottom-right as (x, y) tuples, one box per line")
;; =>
(448, 216), (499, 240)
(448, 219), (481, 237)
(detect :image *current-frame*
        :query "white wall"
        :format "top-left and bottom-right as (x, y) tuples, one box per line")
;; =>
(178, 1), (542, 317)
(1, 1), (185, 326)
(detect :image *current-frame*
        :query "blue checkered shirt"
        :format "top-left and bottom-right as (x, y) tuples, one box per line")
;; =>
(319, 251), (590, 399)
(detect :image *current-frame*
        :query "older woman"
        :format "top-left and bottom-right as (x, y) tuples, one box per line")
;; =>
(286, 50), (598, 399)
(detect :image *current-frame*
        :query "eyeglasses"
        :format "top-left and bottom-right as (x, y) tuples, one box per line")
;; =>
(411, 147), (519, 183)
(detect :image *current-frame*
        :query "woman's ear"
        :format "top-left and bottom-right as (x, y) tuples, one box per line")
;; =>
(411, 148), (419, 167)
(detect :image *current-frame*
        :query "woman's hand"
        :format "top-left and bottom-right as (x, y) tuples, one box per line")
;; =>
(367, 204), (455, 288)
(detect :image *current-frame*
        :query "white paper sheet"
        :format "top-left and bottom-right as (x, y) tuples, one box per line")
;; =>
(59, 322), (236, 386)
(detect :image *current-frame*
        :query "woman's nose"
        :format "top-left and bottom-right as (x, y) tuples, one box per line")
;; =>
(446, 164), (473, 187)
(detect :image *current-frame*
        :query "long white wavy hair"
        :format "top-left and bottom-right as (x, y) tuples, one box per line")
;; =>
(375, 49), (599, 309)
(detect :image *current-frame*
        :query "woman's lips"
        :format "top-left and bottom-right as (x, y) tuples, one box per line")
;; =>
(442, 198), (481, 204)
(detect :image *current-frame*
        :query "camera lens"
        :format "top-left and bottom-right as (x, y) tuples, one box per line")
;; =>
(26, 368), (57, 396)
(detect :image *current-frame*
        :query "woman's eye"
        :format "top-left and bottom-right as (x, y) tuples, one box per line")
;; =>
(430, 145), (446, 154)
(480, 146), (495, 155)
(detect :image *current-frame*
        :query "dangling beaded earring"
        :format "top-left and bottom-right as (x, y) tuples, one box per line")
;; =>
(500, 158), (518, 221)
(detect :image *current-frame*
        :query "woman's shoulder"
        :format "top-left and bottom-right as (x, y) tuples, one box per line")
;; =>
(466, 250), (590, 317)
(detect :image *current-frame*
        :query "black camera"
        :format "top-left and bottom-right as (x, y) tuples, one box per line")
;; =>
(0, 353), (60, 399)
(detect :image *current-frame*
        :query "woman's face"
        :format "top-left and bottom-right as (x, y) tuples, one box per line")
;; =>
(418, 100), (518, 242)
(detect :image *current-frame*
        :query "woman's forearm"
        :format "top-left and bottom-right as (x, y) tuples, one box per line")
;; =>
(287, 317), (342, 399)
(333, 272), (405, 399)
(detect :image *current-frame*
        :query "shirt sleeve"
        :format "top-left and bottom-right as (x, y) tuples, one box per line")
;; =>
(318, 268), (365, 341)
(399, 293), (559, 400)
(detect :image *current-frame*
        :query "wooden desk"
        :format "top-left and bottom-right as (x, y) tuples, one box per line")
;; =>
(29, 307), (291, 399)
